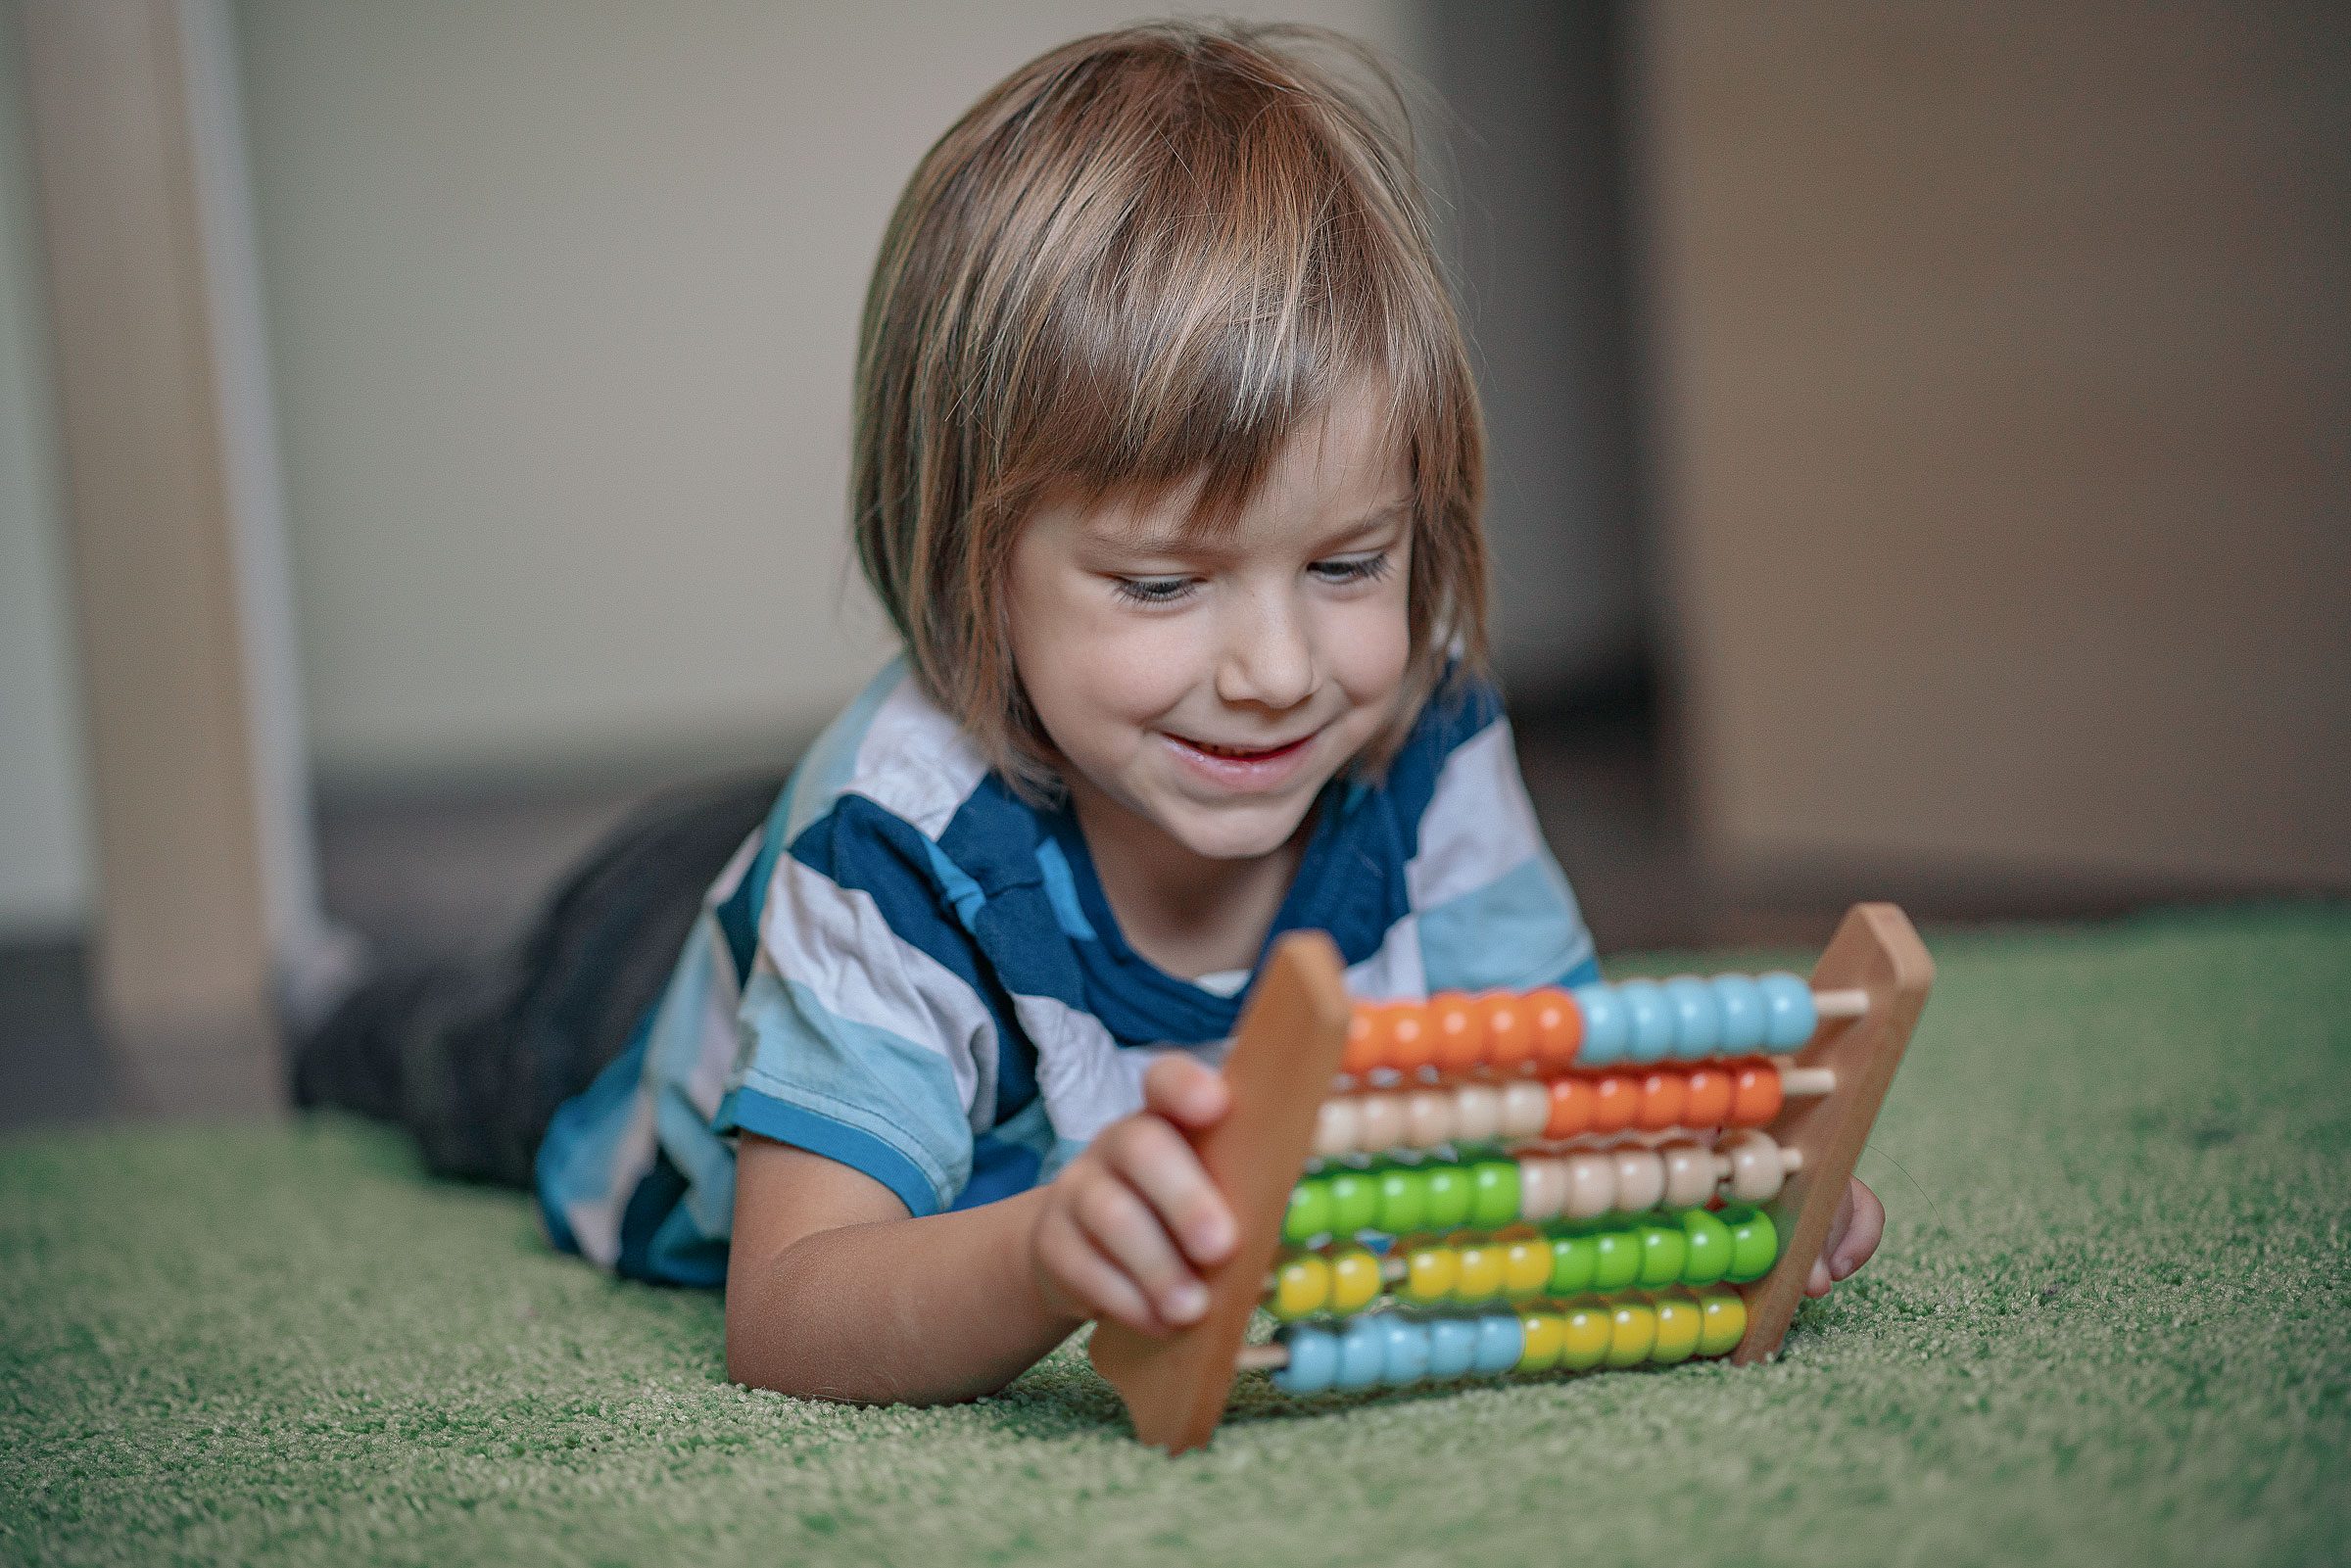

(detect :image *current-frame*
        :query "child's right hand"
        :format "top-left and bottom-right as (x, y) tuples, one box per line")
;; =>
(1028, 1054), (1236, 1338)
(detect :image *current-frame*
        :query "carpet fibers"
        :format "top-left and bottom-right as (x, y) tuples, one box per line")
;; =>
(4, 908), (2347, 1566)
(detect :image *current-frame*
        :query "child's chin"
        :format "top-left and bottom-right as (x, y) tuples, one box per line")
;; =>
(1162, 800), (1315, 863)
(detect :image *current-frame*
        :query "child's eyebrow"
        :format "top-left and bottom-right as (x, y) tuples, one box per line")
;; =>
(1094, 501), (1409, 559)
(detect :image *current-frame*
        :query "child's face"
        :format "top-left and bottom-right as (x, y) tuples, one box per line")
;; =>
(1008, 381), (1413, 872)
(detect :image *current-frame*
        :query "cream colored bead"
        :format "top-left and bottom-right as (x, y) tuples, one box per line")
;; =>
(1660, 1141), (1717, 1208)
(1722, 1129), (1790, 1203)
(1611, 1147), (1666, 1212)
(1453, 1084), (1502, 1144)
(1499, 1080), (1551, 1141)
(1313, 1098), (1362, 1160)
(1563, 1152), (1616, 1218)
(1357, 1093), (1409, 1155)
(1406, 1090), (1454, 1149)
(1518, 1157), (1566, 1221)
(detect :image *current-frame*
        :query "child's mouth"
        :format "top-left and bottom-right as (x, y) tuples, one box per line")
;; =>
(1179, 736), (1310, 761)
(1163, 730), (1319, 790)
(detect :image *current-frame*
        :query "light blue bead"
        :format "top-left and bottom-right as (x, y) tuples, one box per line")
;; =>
(1617, 979), (1673, 1064)
(1573, 984), (1627, 1066)
(1336, 1316), (1387, 1390)
(1711, 974), (1767, 1053)
(1758, 971), (1817, 1051)
(1471, 1312), (1525, 1375)
(1661, 975), (1721, 1060)
(1427, 1317), (1480, 1381)
(1378, 1316), (1431, 1387)
(1271, 1325), (1337, 1395)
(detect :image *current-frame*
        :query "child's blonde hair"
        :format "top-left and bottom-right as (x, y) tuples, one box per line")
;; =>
(852, 19), (1487, 797)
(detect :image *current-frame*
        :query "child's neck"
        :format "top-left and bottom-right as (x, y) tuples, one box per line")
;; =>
(1067, 788), (1314, 982)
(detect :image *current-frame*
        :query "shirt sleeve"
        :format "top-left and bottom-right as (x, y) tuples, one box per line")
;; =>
(712, 796), (999, 1218)
(1403, 679), (1601, 993)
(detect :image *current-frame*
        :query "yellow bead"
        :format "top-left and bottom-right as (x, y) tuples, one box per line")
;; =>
(1651, 1291), (1702, 1364)
(1452, 1238), (1507, 1304)
(1402, 1242), (1458, 1304)
(1697, 1287), (1748, 1356)
(1558, 1301), (1612, 1371)
(1271, 1253), (1330, 1319)
(1517, 1309), (1566, 1372)
(1605, 1299), (1657, 1367)
(1329, 1247), (1383, 1314)
(1501, 1234), (1552, 1300)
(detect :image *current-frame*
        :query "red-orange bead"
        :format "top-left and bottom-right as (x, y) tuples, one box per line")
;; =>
(1343, 1006), (1386, 1076)
(1527, 986), (1582, 1069)
(1681, 1067), (1735, 1130)
(1590, 1073), (1639, 1135)
(1429, 991), (1482, 1074)
(1545, 1075), (1595, 1139)
(1730, 1060), (1785, 1126)
(1387, 1004), (1436, 1074)
(1636, 1069), (1688, 1132)
(1480, 993), (1537, 1072)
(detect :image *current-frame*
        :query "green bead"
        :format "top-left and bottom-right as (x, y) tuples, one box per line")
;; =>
(1374, 1166), (1429, 1234)
(1423, 1164), (1474, 1230)
(1327, 1170), (1379, 1236)
(1283, 1178), (1333, 1245)
(1677, 1208), (1732, 1285)
(1590, 1220), (1641, 1292)
(1635, 1220), (1687, 1289)
(1547, 1227), (1599, 1295)
(1723, 1203), (1781, 1283)
(1468, 1161), (1522, 1230)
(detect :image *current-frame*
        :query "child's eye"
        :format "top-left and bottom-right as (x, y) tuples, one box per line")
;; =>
(1311, 552), (1393, 586)
(1112, 576), (1197, 606)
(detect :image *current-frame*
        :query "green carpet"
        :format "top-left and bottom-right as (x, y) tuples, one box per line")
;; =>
(5, 908), (2348, 1567)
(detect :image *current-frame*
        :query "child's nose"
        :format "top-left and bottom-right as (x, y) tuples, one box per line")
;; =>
(1214, 592), (1318, 711)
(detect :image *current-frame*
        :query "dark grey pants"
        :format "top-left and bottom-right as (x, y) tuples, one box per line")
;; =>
(292, 771), (787, 1187)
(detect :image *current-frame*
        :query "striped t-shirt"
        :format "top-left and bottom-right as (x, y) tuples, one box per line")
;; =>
(533, 658), (1600, 1286)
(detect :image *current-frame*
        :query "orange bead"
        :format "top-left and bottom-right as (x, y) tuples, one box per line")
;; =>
(1731, 1060), (1785, 1126)
(1681, 1067), (1735, 1131)
(1590, 1073), (1639, 1134)
(1343, 1006), (1385, 1077)
(1636, 1069), (1688, 1132)
(1479, 993), (1537, 1073)
(1387, 1004), (1436, 1074)
(1545, 1074), (1595, 1139)
(1526, 986), (1582, 1069)
(1428, 991), (1482, 1074)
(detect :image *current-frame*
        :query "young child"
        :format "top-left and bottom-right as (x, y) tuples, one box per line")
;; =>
(329, 20), (1883, 1408)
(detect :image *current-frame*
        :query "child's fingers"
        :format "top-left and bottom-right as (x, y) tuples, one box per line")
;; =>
(1806, 1185), (1856, 1299)
(1098, 1114), (1235, 1265)
(1141, 1053), (1230, 1131)
(1032, 1203), (1164, 1336)
(1830, 1177), (1885, 1280)
(1070, 1175), (1208, 1328)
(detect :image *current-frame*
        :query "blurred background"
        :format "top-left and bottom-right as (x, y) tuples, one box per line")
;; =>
(2, 1), (2344, 1131)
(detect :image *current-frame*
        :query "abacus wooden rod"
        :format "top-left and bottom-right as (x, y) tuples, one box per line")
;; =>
(1730, 904), (1934, 1364)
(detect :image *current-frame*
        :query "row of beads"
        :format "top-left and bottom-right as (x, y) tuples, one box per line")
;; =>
(1284, 1131), (1799, 1243)
(1311, 1060), (1790, 1159)
(1268, 1204), (1782, 1319)
(1266, 1287), (1751, 1394)
(1341, 973), (1818, 1081)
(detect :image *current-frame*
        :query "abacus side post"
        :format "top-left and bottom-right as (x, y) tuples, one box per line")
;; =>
(1087, 930), (1354, 1452)
(1731, 902), (1933, 1363)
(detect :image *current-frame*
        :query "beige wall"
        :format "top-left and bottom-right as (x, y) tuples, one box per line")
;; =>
(0, 2), (91, 935)
(237, 1), (1422, 784)
(1637, 2), (2351, 889)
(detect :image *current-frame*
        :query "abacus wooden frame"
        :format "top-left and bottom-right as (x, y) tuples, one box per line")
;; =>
(1089, 902), (1935, 1453)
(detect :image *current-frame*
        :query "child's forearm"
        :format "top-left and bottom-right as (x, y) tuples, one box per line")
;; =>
(725, 1183), (1083, 1405)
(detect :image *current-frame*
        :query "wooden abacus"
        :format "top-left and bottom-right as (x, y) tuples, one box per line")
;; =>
(1089, 903), (1935, 1451)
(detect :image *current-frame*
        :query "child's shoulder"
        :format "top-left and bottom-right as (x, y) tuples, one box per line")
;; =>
(779, 658), (996, 846)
